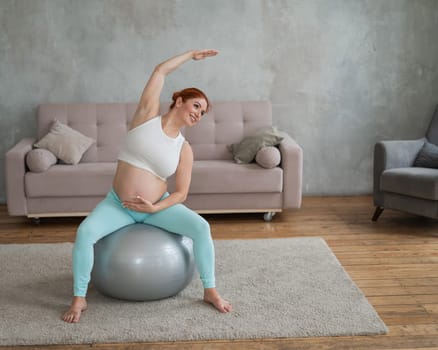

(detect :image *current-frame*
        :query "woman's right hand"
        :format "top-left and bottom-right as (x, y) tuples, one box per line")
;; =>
(122, 195), (157, 213)
(192, 49), (219, 60)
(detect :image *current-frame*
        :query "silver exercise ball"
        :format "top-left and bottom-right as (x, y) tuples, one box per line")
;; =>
(91, 224), (195, 301)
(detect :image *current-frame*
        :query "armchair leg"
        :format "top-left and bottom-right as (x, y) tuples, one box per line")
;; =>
(372, 206), (384, 221)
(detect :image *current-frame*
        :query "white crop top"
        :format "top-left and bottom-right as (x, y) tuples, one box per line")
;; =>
(118, 116), (186, 181)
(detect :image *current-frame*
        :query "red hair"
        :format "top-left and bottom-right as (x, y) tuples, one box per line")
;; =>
(169, 87), (210, 112)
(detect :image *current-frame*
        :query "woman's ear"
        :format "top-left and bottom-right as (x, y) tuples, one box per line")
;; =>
(175, 96), (183, 108)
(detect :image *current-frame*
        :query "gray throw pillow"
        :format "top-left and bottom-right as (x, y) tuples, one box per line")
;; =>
(413, 141), (438, 168)
(34, 120), (95, 165)
(228, 127), (284, 164)
(255, 146), (281, 168)
(26, 148), (57, 172)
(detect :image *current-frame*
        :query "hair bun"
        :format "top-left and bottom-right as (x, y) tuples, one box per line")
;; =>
(172, 91), (181, 101)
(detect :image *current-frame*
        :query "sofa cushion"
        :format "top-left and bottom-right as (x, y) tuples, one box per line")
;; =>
(413, 141), (438, 168)
(25, 160), (283, 198)
(255, 146), (281, 169)
(186, 101), (273, 161)
(426, 104), (438, 145)
(380, 167), (438, 200)
(25, 163), (116, 198)
(228, 127), (283, 164)
(169, 160), (283, 194)
(34, 120), (95, 165)
(37, 102), (273, 163)
(25, 149), (57, 173)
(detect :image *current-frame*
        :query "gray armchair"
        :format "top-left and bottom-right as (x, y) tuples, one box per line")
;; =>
(372, 105), (438, 221)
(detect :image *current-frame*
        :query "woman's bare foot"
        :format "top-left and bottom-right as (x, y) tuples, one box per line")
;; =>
(62, 296), (87, 323)
(203, 288), (232, 313)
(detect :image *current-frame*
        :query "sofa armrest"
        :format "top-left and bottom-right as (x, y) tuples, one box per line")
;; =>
(5, 138), (35, 216)
(278, 133), (303, 209)
(373, 138), (425, 206)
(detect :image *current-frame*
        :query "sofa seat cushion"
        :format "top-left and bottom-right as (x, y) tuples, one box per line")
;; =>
(25, 163), (116, 198)
(25, 160), (283, 198)
(186, 160), (283, 194)
(381, 167), (438, 200)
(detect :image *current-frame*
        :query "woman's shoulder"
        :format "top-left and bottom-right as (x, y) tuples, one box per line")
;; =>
(181, 140), (192, 151)
(129, 112), (160, 131)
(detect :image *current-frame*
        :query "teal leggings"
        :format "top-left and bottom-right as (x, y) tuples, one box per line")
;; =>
(72, 189), (215, 297)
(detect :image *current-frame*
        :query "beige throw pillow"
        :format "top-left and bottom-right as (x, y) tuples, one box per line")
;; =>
(34, 120), (95, 165)
(228, 127), (283, 164)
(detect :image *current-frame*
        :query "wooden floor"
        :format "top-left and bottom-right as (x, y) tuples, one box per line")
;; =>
(1, 196), (438, 350)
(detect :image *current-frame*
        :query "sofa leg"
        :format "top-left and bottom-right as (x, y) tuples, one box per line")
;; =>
(372, 207), (384, 221)
(30, 217), (41, 225)
(263, 212), (276, 222)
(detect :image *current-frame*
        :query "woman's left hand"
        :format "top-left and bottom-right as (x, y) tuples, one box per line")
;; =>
(192, 49), (219, 60)
(122, 196), (157, 213)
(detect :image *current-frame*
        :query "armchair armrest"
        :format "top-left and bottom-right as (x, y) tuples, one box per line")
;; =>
(373, 138), (425, 206)
(278, 133), (303, 209)
(5, 138), (35, 216)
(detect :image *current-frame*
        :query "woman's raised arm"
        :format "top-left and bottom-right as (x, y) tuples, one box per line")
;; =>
(131, 49), (218, 128)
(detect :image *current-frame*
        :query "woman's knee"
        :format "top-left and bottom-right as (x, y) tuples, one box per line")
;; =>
(197, 215), (211, 232)
(75, 220), (99, 246)
(190, 215), (212, 240)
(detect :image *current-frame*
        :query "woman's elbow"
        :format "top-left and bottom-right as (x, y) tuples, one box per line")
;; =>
(177, 190), (188, 203)
(180, 192), (188, 203)
(154, 63), (168, 76)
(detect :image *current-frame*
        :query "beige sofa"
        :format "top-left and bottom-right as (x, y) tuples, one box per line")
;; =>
(5, 101), (302, 221)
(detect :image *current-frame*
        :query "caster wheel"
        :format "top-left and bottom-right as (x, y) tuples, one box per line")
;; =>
(263, 212), (276, 222)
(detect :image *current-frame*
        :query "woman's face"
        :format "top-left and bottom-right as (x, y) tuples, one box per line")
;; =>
(179, 98), (208, 126)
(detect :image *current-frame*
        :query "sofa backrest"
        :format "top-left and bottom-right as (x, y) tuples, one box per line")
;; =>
(37, 101), (272, 162)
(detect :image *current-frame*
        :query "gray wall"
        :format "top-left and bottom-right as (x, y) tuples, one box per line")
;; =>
(1, 0), (438, 203)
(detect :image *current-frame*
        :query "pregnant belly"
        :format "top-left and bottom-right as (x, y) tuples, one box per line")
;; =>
(112, 161), (167, 203)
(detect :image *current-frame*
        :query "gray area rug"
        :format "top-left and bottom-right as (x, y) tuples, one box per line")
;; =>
(0, 237), (387, 346)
